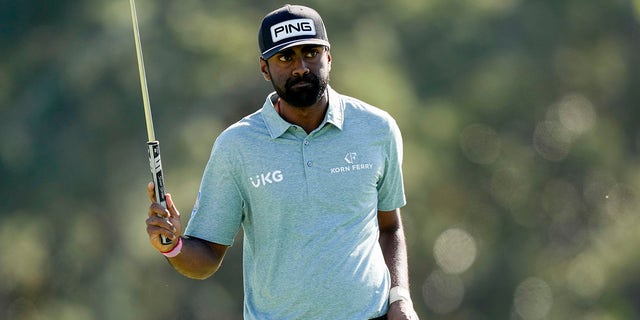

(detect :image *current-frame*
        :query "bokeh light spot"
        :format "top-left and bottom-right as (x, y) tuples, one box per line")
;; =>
(533, 120), (571, 161)
(513, 277), (553, 320)
(459, 123), (501, 165)
(557, 93), (596, 136)
(566, 253), (605, 300)
(433, 228), (477, 274)
(422, 270), (465, 315)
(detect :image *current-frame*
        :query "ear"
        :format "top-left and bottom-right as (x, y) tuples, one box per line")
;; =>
(259, 58), (271, 81)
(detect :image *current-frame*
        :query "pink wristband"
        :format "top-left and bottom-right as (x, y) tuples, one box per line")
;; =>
(161, 237), (183, 258)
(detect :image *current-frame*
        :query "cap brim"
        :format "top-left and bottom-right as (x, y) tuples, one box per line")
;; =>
(261, 39), (330, 59)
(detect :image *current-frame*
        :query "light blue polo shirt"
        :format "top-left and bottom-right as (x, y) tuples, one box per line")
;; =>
(185, 87), (406, 319)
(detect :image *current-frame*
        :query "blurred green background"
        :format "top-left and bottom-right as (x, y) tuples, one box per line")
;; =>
(2, 0), (640, 319)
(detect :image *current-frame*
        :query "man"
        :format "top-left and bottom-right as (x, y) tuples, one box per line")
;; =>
(146, 4), (419, 320)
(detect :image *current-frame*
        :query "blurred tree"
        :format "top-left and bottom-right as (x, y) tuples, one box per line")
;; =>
(1, 0), (639, 319)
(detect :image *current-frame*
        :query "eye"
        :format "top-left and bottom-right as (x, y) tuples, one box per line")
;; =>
(305, 48), (321, 58)
(277, 53), (293, 62)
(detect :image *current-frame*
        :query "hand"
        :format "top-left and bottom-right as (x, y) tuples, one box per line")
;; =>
(387, 300), (419, 320)
(145, 182), (183, 253)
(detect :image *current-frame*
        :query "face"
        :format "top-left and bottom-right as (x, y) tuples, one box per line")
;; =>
(260, 45), (331, 108)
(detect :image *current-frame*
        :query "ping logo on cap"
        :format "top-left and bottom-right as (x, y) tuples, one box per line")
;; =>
(270, 18), (316, 43)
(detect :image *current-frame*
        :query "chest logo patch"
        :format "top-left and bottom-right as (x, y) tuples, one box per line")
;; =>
(330, 152), (374, 174)
(250, 170), (284, 188)
(344, 152), (358, 164)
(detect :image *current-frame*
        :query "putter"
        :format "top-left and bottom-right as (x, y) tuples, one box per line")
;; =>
(129, 0), (171, 245)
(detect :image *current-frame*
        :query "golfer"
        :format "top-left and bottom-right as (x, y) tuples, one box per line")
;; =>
(146, 4), (419, 320)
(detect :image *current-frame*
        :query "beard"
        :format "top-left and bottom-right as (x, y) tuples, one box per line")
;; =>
(272, 72), (329, 108)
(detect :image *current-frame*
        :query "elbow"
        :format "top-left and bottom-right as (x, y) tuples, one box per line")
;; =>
(175, 259), (222, 280)
(170, 237), (228, 280)
(181, 266), (219, 280)
(186, 273), (213, 280)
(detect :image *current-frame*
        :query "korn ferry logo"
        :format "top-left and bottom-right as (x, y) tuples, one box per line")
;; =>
(250, 170), (284, 188)
(271, 19), (316, 42)
(344, 152), (357, 164)
(330, 152), (373, 174)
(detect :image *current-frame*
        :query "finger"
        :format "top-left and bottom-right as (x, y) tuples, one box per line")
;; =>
(146, 223), (177, 244)
(147, 181), (156, 202)
(148, 202), (169, 218)
(165, 193), (180, 218)
(146, 215), (177, 233)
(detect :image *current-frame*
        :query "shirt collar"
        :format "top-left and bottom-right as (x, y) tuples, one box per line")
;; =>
(262, 86), (344, 139)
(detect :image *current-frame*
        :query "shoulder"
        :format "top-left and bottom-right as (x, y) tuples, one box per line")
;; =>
(211, 109), (267, 154)
(337, 92), (400, 133)
(216, 109), (264, 141)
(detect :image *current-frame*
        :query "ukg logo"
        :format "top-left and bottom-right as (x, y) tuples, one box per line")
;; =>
(250, 170), (284, 188)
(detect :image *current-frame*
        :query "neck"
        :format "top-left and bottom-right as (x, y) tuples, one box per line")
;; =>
(278, 92), (329, 134)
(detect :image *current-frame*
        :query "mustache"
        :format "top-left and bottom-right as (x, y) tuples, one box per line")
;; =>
(285, 73), (318, 89)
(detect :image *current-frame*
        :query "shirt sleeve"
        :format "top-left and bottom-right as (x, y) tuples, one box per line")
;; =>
(376, 116), (407, 211)
(184, 135), (244, 246)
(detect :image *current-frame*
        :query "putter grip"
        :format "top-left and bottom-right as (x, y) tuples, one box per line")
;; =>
(148, 141), (172, 245)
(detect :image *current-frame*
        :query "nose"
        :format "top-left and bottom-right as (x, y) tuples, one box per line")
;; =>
(292, 56), (310, 77)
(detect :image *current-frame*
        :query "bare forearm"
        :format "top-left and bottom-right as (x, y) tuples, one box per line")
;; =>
(166, 237), (225, 280)
(379, 222), (410, 289)
(378, 210), (420, 318)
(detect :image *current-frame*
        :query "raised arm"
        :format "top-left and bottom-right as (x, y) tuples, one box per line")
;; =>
(146, 182), (229, 279)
